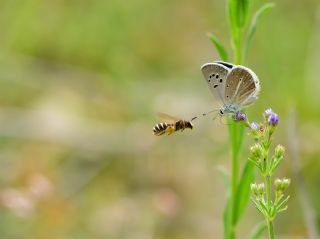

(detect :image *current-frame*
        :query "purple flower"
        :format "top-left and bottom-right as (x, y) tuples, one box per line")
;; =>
(268, 113), (279, 126)
(264, 108), (273, 118)
(250, 122), (259, 130)
(235, 111), (247, 121)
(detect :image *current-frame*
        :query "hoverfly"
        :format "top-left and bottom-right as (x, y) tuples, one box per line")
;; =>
(152, 113), (194, 136)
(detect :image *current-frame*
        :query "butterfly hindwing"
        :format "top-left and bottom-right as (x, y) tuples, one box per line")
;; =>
(224, 66), (260, 106)
(201, 62), (231, 103)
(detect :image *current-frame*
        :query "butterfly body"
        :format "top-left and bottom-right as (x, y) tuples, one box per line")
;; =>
(201, 61), (260, 116)
(219, 103), (239, 115)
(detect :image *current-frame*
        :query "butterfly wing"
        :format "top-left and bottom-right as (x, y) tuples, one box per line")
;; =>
(224, 65), (260, 108)
(201, 62), (232, 104)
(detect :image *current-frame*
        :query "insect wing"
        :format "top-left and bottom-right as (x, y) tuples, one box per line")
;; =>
(157, 112), (180, 123)
(224, 66), (260, 107)
(201, 62), (231, 103)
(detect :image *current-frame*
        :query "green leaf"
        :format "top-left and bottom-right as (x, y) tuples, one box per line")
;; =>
(251, 197), (264, 215)
(228, 0), (238, 41)
(234, 160), (255, 224)
(248, 222), (267, 239)
(207, 33), (229, 61)
(228, 0), (250, 29)
(244, 3), (275, 62)
(238, 0), (250, 27)
(275, 195), (290, 211)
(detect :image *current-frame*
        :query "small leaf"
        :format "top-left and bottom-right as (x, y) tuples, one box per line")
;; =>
(276, 195), (290, 211)
(234, 160), (255, 224)
(251, 197), (264, 215)
(258, 200), (268, 215)
(248, 222), (267, 239)
(277, 206), (288, 213)
(228, 0), (238, 42)
(238, 0), (250, 27)
(228, 0), (250, 29)
(270, 156), (283, 174)
(244, 3), (275, 62)
(207, 32), (229, 61)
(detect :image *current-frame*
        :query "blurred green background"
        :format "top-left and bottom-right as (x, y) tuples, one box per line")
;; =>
(0, 0), (319, 238)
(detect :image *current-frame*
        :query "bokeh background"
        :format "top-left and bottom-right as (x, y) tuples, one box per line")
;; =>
(0, 0), (319, 238)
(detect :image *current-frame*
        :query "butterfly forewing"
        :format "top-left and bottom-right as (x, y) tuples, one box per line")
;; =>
(224, 66), (260, 106)
(201, 63), (231, 103)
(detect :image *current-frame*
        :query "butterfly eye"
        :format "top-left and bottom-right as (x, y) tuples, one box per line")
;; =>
(216, 75), (219, 79)
(219, 79), (223, 83)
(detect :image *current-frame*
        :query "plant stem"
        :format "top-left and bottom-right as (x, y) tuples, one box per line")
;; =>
(265, 175), (271, 207)
(265, 174), (275, 239)
(226, 26), (243, 239)
(233, 29), (242, 64)
(230, 140), (239, 239)
(226, 122), (238, 239)
(267, 219), (275, 239)
(227, 118), (244, 239)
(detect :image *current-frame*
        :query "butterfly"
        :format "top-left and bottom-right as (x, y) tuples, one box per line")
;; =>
(201, 61), (260, 117)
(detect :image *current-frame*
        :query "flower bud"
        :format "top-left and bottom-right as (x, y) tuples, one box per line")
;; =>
(251, 182), (265, 200)
(275, 145), (285, 158)
(251, 183), (258, 194)
(274, 178), (282, 190)
(250, 122), (259, 131)
(257, 183), (265, 195)
(274, 178), (290, 192)
(282, 178), (291, 190)
(234, 111), (247, 122)
(264, 108), (273, 118)
(268, 113), (279, 127)
(250, 143), (263, 159)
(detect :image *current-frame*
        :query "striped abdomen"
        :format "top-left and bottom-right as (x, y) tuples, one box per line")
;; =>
(153, 120), (193, 136)
(153, 122), (170, 136)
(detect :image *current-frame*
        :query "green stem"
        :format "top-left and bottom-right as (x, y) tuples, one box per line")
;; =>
(267, 219), (275, 239)
(265, 175), (271, 207)
(265, 174), (275, 239)
(233, 29), (242, 64)
(227, 121), (244, 239)
(226, 26), (243, 239)
(230, 135), (239, 239)
(225, 9), (245, 239)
